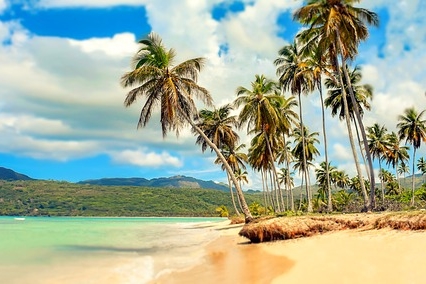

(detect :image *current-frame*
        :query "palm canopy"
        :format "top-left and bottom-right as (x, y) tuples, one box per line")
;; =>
(384, 132), (409, 169)
(366, 123), (392, 163)
(275, 40), (314, 96)
(121, 32), (212, 137)
(293, 0), (379, 61)
(291, 126), (320, 172)
(324, 65), (373, 120)
(233, 74), (282, 134)
(397, 108), (426, 150)
(194, 104), (239, 153)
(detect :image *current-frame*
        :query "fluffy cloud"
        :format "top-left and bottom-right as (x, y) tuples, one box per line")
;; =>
(110, 148), (183, 168)
(35, 0), (145, 8)
(1, 0), (426, 186)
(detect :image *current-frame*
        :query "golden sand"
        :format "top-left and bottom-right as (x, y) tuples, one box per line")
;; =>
(155, 213), (426, 284)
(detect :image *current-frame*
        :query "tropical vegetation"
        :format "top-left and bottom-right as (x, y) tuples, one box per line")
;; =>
(120, 0), (426, 220)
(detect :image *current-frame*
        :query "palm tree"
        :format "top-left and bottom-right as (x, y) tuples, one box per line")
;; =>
(194, 104), (239, 153)
(324, 65), (372, 209)
(384, 132), (410, 189)
(278, 167), (295, 211)
(275, 94), (299, 211)
(397, 107), (426, 205)
(275, 41), (314, 212)
(292, 126), (320, 210)
(234, 75), (285, 211)
(366, 123), (392, 203)
(294, 0), (379, 210)
(214, 143), (248, 216)
(398, 162), (410, 181)
(316, 161), (337, 203)
(417, 157), (426, 184)
(294, 36), (333, 212)
(121, 33), (254, 221)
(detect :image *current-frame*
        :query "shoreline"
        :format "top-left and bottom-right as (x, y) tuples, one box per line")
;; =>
(154, 213), (426, 284)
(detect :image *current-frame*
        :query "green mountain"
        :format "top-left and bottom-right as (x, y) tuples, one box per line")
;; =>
(78, 175), (230, 191)
(0, 180), (263, 217)
(0, 167), (34, 181)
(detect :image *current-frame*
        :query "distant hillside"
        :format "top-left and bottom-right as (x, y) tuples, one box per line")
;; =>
(0, 167), (34, 181)
(78, 175), (230, 191)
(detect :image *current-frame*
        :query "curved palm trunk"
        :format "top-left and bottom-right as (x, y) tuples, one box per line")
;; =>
(317, 80), (332, 212)
(188, 120), (253, 222)
(333, 53), (369, 211)
(297, 94), (312, 212)
(336, 32), (376, 210)
(227, 173), (240, 216)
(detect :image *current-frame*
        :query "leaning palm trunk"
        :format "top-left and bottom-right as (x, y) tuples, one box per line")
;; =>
(226, 173), (240, 216)
(337, 33), (376, 209)
(317, 80), (332, 212)
(189, 120), (253, 222)
(333, 51), (369, 211)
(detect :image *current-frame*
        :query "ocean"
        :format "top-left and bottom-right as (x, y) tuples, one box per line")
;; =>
(0, 216), (224, 284)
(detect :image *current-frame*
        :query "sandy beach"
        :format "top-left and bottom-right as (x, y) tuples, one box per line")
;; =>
(154, 218), (426, 284)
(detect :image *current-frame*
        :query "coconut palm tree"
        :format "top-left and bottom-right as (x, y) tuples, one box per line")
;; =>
(324, 65), (372, 209)
(417, 157), (426, 184)
(234, 75), (286, 211)
(121, 33), (254, 221)
(366, 123), (392, 203)
(398, 162), (410, 182)
(291, 126), (320, 209)
(315, 161), (337, 204)
(275, 40), (314, 212)
(397, 107), (426, 206)
(384, 132), (410, 189)
(214, 143), (248, 215)
(194, 104), (239, 153)
(294, 0), (379, 210)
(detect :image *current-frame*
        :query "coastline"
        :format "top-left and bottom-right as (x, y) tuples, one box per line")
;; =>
(154, 214), (426, 284)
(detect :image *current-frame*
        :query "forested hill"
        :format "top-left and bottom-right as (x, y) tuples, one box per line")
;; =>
(77, 175), (230, 191)
(0, 167), (34, 181)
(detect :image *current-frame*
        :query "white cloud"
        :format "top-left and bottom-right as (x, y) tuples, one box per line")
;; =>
(110, 148), (183, 168)
(68, 33), (138, 57)
(0, 0), (6, 14)
(1, 0), (426, 187)
(36, 0), (145, 8)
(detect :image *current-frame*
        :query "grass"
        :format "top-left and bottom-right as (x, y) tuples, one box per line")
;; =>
(239, 211), (426, 243)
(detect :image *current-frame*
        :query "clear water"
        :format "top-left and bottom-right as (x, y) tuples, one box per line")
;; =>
(0, 216), (224, 283)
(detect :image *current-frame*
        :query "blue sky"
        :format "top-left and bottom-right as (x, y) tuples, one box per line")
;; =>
(0, 0), (425, 189)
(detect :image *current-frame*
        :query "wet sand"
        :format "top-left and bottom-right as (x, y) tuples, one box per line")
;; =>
(154, 223), (426, 284)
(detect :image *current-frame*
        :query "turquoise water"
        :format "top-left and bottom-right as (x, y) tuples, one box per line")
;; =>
(0, 216), (224, 283)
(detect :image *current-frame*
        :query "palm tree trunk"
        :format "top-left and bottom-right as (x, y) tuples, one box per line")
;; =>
(227, 173), (240, 216)
(297, 94), (312, 212)
(335, 41), (374, 210)
(317, 80), (332, 212)
(282, 134), (295, 211)
(336, 32), (376, 210)
(188, 120), (253, 222)
(264, 132), (282, 212)
(333, 43), (369, 211)
(379, 162), (385, 203)
(411, 148), (417, 206)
